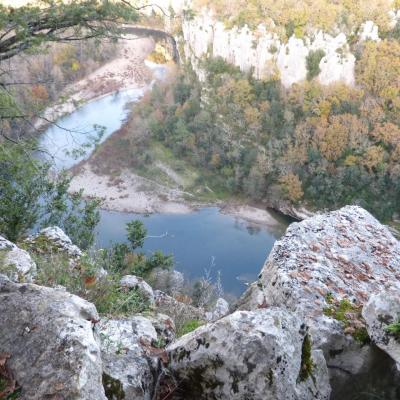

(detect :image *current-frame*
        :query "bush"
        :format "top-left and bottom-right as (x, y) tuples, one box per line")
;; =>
(34, 252), (150, 316)
(0, 142), (100, 248)
(306, 49), (325, 80)
(176, 319), (204, 337)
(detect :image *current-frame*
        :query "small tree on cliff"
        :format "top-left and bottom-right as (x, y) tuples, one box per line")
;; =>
(0, 141), (100, 248)
(126, 220), (147, 250)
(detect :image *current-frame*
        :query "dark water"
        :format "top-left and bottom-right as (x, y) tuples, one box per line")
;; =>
(39, 63), (290, 296)
(95, 207), (288, 296)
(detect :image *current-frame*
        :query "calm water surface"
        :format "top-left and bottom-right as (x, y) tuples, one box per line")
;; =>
(39, 63), (290, 296)
(96, 207), (288, 296)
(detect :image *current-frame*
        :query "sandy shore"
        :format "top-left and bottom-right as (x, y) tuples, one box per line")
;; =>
(69, 164), (195, 214)
(69, 164), (283, 229)
(35, 36), (154, 130)
(46, 32), (285, 227)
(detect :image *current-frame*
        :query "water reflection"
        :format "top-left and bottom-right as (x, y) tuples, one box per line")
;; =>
(95, 207), (289, 296)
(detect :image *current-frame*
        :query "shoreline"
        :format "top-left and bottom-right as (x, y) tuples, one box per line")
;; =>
(34, 36), (155, 131)
(69, 164), (284, 228)
(35, 34), (287, 229)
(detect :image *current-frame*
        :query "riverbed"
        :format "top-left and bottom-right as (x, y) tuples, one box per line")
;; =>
(38, 62), (290, 296)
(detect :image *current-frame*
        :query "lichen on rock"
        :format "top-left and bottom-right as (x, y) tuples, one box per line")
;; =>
(167, 308), (330, 400)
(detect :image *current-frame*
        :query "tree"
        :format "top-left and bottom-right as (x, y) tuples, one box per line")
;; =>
(356, 40), (400, 111)
(0, 0), (139, 62)
(279, 172), (304, 203)
(126, 220), (147, 250)
(306, 49), (325, 80)
(0, 141), (100, 248)
(0, 0), (140, 128)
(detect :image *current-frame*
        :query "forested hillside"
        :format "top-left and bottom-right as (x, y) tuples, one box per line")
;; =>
(100, 1), (400, 224)
(194, 0), (398, 36)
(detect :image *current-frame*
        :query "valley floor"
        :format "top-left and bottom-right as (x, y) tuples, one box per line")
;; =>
(36, 32), (284, 228)
(35, 35), (154, 130)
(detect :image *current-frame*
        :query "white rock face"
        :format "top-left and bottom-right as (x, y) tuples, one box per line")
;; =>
(120, 275), (155, 304)
(205, 297), (230, 321)
(0, 275), (106, 399)
(237, 206), (400, 372)
(99, 316), (163, 400)
(0, 235), (36, 282)
(167, 308), (330, 400)
(359, 21), (381, 42)
(362, 290), (400, 366)
(25, 226), (82, 259)
(181, 11), (357, 87)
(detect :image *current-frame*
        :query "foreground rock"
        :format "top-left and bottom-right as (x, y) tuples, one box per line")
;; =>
(167, 308), (330, 400)
(99, 317), (159, 400)
(0, 235), (36, 282)
(120, 275), (155, 305)
(154, 290), (205, 321)
(237, 206), (400, 371)
(205, 297), (230, 322)
(0, 275), (106, 399)
(99, 313), (174, 399)
(24, 226), (82, 260)
(362, 290), (400, 367)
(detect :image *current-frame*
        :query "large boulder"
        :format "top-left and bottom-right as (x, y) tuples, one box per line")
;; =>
(24, 226), (82, 260)
(120, 275), (155, 305)
(0, 275), (106, 399)
(0, 235), (36, 282)
(362, 290), (400, 367)
(148, 268), (185, 295)
(154, 289), (205, 321)
(205, 297), (230, 322)
(237, 206), (400, 370)
(99, 315), (171, 400)
(167, 308), (330, 400)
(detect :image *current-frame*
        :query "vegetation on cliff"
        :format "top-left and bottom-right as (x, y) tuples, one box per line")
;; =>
(194, 0), (398, 38)
(99, 33), (400, 222)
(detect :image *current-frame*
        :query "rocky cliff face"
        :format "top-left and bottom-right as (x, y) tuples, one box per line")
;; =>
(235, 205), (400, 398)
(182, 11), (358, 87)
(138, 2), (397, 88)
(1, 207), (400, 399)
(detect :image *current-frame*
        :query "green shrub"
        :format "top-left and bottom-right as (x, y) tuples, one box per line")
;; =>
(33, 252), (150, 317)
(177, 319), (204, 337)
(306, 49), (326, 80)
(0, 142), (100, 249)
(298, 334), (314, 382)
(386, 321), (400, 339)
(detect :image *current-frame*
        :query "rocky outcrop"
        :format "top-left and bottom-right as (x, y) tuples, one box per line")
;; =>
(362, 290), (400, 367)
(154, 289), (206, 321)
(148, 268), (185, 295)
(120, 275), (155, 305)
(99, 313), (175, 399)
(99, 317), (161, 400)
(0, 235), (36, 282)
(167, 308), (330, 400)
(236, 205), (400, 378)
(0, 274), (106, 399)
(180, 11), (380, 87)
(205, 297), (229, 321)
(24, 226), (82, 260)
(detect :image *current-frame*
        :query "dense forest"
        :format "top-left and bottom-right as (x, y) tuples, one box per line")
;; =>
(103, 32), (400, 223)
(195, 0), (399, 36)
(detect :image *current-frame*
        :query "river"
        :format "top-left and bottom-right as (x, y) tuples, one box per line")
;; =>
(38, 63), (290, 297)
